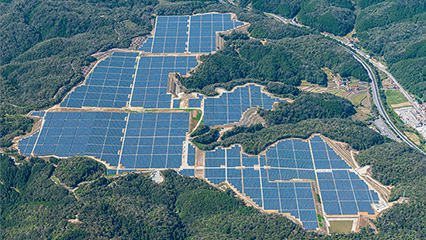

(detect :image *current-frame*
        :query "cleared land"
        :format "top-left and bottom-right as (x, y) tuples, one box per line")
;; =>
(329, 220), (353, 233)
(385, 90), (410, 107)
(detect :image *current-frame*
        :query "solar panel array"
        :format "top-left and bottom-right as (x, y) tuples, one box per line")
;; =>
(19, 112), (128, 166)
(19, 12), (382, 232)
(18, 111), (190, 170)
(203, 84), (282, 126)
(131, 56), (198, 108)
(267, 139), (316, 181)
(61, 52), (138, 108)
(139, 13), (244, 54)
(29, 111), (46, 118)
(180, 135), (381, 230)
(188, 94), (203, 108)
(188, 13), (244, 53)
(61, 54), (197, 109)
(120, 112), (189, 169)
(187, 142), (196, 166)
(318, 170), (379, 215)
(202, 145), (318, 230)
(172, 99), (181, 108)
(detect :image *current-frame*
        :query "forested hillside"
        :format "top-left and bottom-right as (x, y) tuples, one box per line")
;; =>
(0, 154), (321, 239)
(181, 36), (368, 93)
(193, 91), (385, 154)
(239, 0), (426, 102)
(240, 0), (356, 36)
(356, 143), (426, 239)
(354, 0), (426, 101)
(1, 0), (426, 239)
(1, 151), (425, 239)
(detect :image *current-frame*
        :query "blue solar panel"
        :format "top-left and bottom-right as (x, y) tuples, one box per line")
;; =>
(139, 13), (243, 54)
(263, 188), (279, 198)
(333, 170), (350, 179)
(29, 111), (46, 117)
(323, 201), (342, 215)
(303, 221), (318, 231)
(242, 154), (259, 167)
(188, 97), (202, 108)
(263, 199), (281, 210)
(340, 201), (358, 215)
(179, 168), (194, 177)
(338, 190), (356, 201)
(131, 56), (198, 108)
(321, 190), (338, 201)
(173, 99), (180, 108)
(296, 188), (314, 199)
(61, 54), (138, 109)
(244, 188), (262, 200)
(357, 201), (375, 214)
(187, 143), (196, 166)
(228, 177), (242, 190)
(204, 84), (282, 126)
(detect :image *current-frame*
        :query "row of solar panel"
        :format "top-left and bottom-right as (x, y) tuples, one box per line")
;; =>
(204, 167), (318, 230)
(197, 137), (379, 225)
(203, 84), (281, 126)
(138, 13), (243, 54)
(29, 111), (46, 118)
(61, 55), (197, 109)
(18, 112), (190, 170)
(187, 143), (196, 166)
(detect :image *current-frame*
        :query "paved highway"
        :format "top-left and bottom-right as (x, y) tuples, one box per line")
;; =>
(373, 62), (426, 120)
(347, 49), (426, 155)
(267, 12), (426, 155)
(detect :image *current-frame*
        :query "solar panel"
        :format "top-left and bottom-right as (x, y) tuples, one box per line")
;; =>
(130, 56), (198, 108)
(204, 84), (282, 126)
(61, 54), (138, 109)
(179, 168), (194, 177)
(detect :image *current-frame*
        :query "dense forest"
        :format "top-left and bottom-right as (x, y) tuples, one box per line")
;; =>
(259, 92), (356, 125)
(1, 0), (426, 239)
(0, 154), (322, 239)
(238, 0), (426, 102)
(240, 0), (356, 36)
(181, 35), (368, 93)
(1, 150), (425, 239)
(356, 143), (426, 239)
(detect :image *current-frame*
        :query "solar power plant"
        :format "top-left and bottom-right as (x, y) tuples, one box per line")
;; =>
(187, 142), (196, 166)
(138, 13), (244, 54)
(119, 112), (190, 169)
(172, 99), (181, 108)
(317, 170), (379, 215)
(61, 52), (138, 109)
(201, 145), (318, 230)
(18, 112), (128, 167)
(130, 56), (198, 108)
(188, 13), (244, 53)
(181, 135), (381, 230)
(203, 84), (282, 126)
(188, 94), (203, 108)
(29, 111), (46, 118)
(140, 16), (189, 53)
(18, 111), (190, 170)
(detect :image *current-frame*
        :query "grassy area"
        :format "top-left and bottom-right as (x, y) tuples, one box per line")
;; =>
(192, 111), (202, 121)
(51, 175), (60, 185)
(404, 131), (421, 145)
(316, 214), (324, 223)
(329, 220), (353, 233)
(385, 90), (409, 105)
(352, 92), (367, 106)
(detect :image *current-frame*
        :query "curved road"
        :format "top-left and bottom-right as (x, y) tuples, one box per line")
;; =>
(346, 49), (426, 155)
(266, 11), (426, 155)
